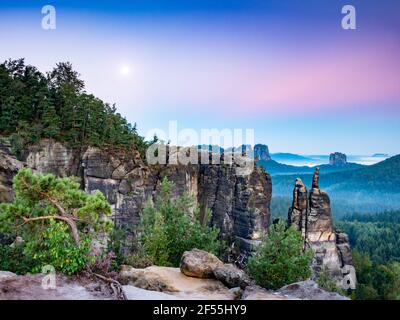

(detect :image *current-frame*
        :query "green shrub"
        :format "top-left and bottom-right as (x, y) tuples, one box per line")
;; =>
(317, 267), (346, 295)
(0, 243), (36, 275)
(0, 168), (112, 275)
(136, 177), (221, 267)
(247, 221), (314, 290)
(28, 220), (93, 275)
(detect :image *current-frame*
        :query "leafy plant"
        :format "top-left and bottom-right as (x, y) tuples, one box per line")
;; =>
(247, 221), (314, 290)
(316, 267), (346, 295)
(28, 220), (93, 275)
(0, 243), (36, 275)
(0, 168), (113, 274)
(136, 177), (221, 267)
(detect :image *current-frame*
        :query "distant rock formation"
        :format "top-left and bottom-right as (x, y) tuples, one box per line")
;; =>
(288, 168), (356, 289)
(254, 144), (271, 161)
(329, 152), (347, 166)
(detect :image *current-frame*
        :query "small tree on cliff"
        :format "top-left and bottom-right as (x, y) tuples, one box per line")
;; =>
(135, 177), (221, 267)
(0, 168), (112, 274)
(247, 220), (314, 290)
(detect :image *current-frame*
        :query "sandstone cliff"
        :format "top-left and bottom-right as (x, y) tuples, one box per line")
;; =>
(288, 168), (356, 288)
(0, 147), (24, 203)
(1, 139), (272, 260)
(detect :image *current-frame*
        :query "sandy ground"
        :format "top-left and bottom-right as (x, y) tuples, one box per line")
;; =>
(0, 273), (116, 300)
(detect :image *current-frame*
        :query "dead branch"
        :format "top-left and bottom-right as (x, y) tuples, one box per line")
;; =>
(91, 272), (127, 300)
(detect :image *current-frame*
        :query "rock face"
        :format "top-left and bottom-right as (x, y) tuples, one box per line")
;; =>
(25, 139), (81, 177)
(288, 168), (356, 289)
(254, 144), (271, 161)
(0, 148), (24, 203)
(81, 146), (271, 258)
(329, 152), (347, 166)
(0, 139), (272, 259)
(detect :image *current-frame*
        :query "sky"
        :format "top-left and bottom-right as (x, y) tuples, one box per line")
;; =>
(0, 0), (399, 155)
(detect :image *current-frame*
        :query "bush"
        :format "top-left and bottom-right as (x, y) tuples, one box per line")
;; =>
(0, 168), (112, 275)
(317, 267), (346, 295)
(247, 221), (314, 290)
(136, 177), (221, 267)
(0, 243), (36, 275)
(27, 220), (93, 275)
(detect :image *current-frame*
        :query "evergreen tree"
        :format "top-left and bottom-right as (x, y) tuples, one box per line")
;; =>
(0, 59), (155, 156)
(247, 221), (314, 290)
(42, 102), (60, 138)
(0, 168), (113, 274)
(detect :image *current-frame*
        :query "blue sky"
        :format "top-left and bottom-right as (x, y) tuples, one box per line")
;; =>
(0, 1), (399, 154)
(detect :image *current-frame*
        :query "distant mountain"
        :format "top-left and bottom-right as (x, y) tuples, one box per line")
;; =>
(258, 159), (363, 176)
(372, 153), (389, 158)
(270, 153), (311, 162)
(273, 154), (400, 193)
(271, 155), (400, 215)
(322, 154), (400, 193)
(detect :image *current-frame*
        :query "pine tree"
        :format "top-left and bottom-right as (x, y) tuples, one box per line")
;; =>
(42, 102), (61, 138)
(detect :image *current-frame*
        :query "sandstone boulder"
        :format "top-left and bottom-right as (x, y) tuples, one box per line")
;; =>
(213, 264), (251, 289)
(122, 285), (179, 300)
(180, 249), (223, 278)
(277, 280), (349, 300)
(242, 285), (288, 300)
(120, 265), (235, 300)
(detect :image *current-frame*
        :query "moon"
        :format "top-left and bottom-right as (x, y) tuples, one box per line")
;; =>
(120, 65), (131, 76)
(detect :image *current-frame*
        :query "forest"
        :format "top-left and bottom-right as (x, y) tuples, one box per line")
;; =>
(337, 211), (400, 299)
(0, 59), (155, 158)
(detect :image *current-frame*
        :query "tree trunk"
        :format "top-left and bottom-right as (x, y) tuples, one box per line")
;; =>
(23, 215), (80, 246)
